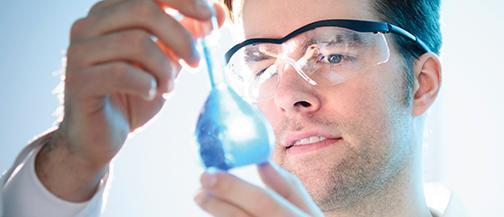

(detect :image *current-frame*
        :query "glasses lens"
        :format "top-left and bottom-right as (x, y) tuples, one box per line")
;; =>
(225, 26), (391, 102)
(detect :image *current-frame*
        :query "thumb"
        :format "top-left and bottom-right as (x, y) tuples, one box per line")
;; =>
(257, 161), (323, 216)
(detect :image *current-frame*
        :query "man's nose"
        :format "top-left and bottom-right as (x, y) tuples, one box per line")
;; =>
(273, 63), (321, 115)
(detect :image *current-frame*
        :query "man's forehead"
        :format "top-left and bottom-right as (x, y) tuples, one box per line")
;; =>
(241, 0), (376, 39)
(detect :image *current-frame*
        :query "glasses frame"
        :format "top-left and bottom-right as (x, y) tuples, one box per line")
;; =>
(224, 19), (430, 64)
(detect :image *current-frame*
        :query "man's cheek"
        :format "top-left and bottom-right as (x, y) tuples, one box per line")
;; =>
(258, 102), (281, 129)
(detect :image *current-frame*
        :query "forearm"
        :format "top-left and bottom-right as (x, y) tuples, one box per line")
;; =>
(35, 131), (108, 202)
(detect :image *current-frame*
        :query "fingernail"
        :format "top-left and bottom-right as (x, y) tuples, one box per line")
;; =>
(201, 168), (218, 188)
(145, 79), (157, 101)
(196, 0), (215, 17)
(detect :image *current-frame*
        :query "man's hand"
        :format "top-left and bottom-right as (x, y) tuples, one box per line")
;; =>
(35, 0), (225, 202)
(195, 162), (324, 217)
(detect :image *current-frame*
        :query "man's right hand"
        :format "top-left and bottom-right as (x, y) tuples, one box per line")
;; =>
(35, 0), (226, 202)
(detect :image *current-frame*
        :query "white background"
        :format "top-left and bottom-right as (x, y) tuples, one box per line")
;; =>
(1, 0), (503, 216)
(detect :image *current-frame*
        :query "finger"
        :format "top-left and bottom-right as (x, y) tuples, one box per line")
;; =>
(68, 62), (157, 100)
(88, 0), (222, 30)
(194, 190), (252, 217)
(200, 169), (308, 217)
(67, 29), (176, 93)
(179, 1), (228, 38)
(91, 0), (216, 21)
(158, 0), (215, 21)
(155, 39), (182, 78)
(257, 162), (322, 215)
(71, 0), (200, 66)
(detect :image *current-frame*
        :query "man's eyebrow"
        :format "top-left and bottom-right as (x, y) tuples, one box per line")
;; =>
(244, 46), (274, 63)
(320, 31), (364, 46)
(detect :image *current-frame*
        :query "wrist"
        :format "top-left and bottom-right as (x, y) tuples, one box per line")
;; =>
(35, 130), (108, 202)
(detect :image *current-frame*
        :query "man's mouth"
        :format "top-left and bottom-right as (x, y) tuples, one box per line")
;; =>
(283, 132), (343, 154)
(287, 136), (329, 148)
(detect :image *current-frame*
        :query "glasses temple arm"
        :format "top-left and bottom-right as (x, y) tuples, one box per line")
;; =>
(387, 24), (431, 54)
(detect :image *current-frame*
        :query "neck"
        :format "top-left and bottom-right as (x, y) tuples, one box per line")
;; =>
(324, 139), (432, 217)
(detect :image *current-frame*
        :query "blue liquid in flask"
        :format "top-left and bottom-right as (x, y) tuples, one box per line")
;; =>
(194, 15), (274, 171)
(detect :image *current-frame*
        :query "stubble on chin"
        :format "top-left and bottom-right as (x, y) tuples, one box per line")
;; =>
(274, 117), (406, 212)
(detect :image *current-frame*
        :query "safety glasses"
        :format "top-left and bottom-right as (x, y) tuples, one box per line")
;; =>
(223, 19), (430, 102)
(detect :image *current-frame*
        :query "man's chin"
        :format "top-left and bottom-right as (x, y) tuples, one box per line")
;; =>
(281, 157), (342, 202)
(278, 149), (375, 211)
(295, 167), (366, 212)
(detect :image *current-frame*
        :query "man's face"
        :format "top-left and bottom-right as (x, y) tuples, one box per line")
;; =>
(241, 0), (417, 210)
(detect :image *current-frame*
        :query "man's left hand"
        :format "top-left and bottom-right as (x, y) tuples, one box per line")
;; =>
(194, 162), (324, 217)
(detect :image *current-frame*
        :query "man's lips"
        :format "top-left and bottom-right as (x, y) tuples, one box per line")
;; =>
(282, 131), (342, 149)
(286, 137), (343, 154)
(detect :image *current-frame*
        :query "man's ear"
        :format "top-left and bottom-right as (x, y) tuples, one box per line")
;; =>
(412, 52), (442, 116)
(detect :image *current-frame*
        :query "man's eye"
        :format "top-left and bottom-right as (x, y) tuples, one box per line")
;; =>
(255, 66), (277, 81)
(324, 54), (344, 64)
(256, 68), (267, 77)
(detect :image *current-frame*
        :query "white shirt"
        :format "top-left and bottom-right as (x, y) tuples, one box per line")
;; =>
(1, 131), (463, 217)
(0, 131), (108, 217)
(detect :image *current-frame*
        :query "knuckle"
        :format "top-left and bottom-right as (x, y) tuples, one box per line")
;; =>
(70, 17), (90, 39)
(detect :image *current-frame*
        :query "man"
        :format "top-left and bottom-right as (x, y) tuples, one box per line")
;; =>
(1, 0), (453, 216)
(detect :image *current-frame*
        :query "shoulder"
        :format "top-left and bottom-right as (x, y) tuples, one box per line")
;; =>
(425, 182), (469, 217)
